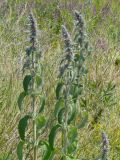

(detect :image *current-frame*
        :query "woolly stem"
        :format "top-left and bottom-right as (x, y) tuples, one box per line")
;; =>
(31, 53), (37, 160)
(33, 96), (37, 160)
(63, 84), (69, 155)
(29, 12), (38, 160)
(60, 25), (74, 158)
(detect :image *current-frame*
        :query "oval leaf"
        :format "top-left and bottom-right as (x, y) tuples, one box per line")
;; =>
(56, 82), (63, 99)
(18, 115), (31, 141)
(39, 97), (45, 113)
(71, 84), (83, 103)
(36, 75), (42, 87)
(58, 108), (65, 124)
(17, 141), (24, 160)
(67, 106), (76, 125)
(38, 141), (53, 160)
(37, 115), (46, 130)
(23, 75), (32, 92)
(17, 92), (27, 111)
(68, 126), (77, 144)
(49, 124), (61, 150)
(54, 99), (64, 118)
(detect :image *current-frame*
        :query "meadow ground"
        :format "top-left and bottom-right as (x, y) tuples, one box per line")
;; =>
(0, 0), (120, 159)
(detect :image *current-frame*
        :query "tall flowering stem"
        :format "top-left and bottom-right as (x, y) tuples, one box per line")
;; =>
(55, 12), (90, 158)
(59, 25), (73, 78)
(59, 25), (74, 156)
(74, 10), (86, 49)
(28, 12), (37, 160)
(17, 12), (41, 160)
(73, 10), (91, 90)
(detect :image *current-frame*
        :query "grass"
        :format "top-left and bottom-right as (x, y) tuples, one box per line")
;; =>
(0, 0), (120, 159)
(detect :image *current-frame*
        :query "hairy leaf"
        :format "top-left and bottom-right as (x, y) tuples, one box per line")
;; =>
(68, 126), (77, 144)
(49, 124), (61, 150)
(39, 97), (45, 113)
(23, 75), (32, 92)
(37, 115), (46, 130)
(58, 108), (65, 124)
(67, 105), (76, 125)
(39, 141), (52, 160)
(54, 99), (64, 118)
(56, 82), (63, 99)
(17, 92), (27, 111)
(71, 84), (82, 103)
(36, 75), (42, 87)
(17, 141), (24, 160)
(18, 115), (31, 141)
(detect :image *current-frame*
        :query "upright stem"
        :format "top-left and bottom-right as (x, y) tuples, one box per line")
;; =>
(31, 52), (37, 160)
(63, 80), (69, 157)
(63, 94), (68, 155)
(32, 95), (37, 160)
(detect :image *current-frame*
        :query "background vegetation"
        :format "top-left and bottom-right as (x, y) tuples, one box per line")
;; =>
(0, 0), (120, 159)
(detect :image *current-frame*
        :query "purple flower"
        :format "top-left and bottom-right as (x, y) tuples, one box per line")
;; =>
(102, 132), (109, 158)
